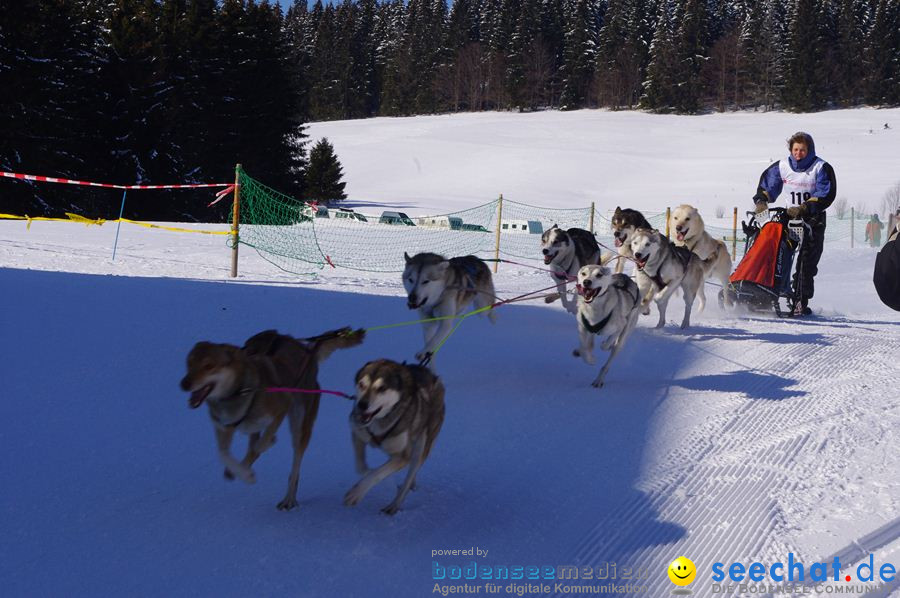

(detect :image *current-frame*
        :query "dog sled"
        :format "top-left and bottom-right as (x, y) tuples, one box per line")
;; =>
(720, 207), (810, 318)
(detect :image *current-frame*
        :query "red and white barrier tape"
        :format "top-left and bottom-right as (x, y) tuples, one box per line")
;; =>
(1, 171), (231, 191)
(207, 185), (236, 207)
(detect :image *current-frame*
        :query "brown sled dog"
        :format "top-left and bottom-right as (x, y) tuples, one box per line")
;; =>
(181, 327), (365, 510)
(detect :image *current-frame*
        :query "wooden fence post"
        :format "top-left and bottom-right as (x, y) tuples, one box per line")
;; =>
(230, 163), (241, 278)
(493, 194), (503, 273)
(732, 206), (738, 261)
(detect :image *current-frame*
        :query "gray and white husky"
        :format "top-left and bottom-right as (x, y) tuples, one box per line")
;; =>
(540, 225), (612, 314)
(573, 265), (642, 388)
(403, 252), (497, 364)
(345, 359), (445, 515)
(629, 228), (710, 329)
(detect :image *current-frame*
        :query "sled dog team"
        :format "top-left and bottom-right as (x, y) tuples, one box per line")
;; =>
(181, 203), (727, 513)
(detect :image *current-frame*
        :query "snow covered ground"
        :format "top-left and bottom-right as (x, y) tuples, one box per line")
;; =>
(1, 108), (899, 598)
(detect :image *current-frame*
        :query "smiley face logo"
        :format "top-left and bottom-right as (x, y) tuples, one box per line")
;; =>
(668, 556), (696, 586)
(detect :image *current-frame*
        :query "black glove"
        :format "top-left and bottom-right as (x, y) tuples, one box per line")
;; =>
(752, 193), (768, 213)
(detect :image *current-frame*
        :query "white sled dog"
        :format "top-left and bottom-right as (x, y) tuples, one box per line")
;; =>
(669, 204), (733, 307)
(403, 252), (496, 364)
(540, 225), (612, 314)
(573, 264), (642, 388)
(630, 228), (712, 329)
(345, 359), (445, 515)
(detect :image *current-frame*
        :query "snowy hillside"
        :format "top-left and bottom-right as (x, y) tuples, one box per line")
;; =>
(1, 108), (899, 598)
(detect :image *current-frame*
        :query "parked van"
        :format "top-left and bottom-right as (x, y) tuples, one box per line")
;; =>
(379, 211), (416, 226)
(500, 219), (543, 234)
(331, 207), (368, 222)
(461, 223), (490, 233)
(414, 215), (463, 230)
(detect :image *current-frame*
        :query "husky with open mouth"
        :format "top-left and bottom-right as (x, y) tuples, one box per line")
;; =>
(669, 204), (733, 306)
(345, 359), (445, 515)
(540, 225), (612, 314)
(629, 228), (712, 329)
(573, 264), (642, 388)
(610, 207), (653, 274)
(180, 327), (365, 510)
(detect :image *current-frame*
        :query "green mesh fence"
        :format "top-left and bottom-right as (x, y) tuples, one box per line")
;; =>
(494, 198), (592, 260)
(237, 169), (324, 274)
(234, 169), (876, 275)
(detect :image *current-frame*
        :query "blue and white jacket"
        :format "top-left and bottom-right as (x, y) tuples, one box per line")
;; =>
(753, 136), (836, 217)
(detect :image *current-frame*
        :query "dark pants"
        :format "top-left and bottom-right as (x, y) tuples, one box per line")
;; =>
(794, 212), (826, 302)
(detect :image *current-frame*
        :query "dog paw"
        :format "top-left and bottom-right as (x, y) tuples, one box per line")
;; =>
(276, 497), (299, 511)
(641, 306), (651, 315)
(223, 468), (235, 481)
(231, 465), (256, 485)
(381, 502), (401, 516)
(572, 349), (580, 358)
(344, 485), (364, 507)
(591, 379), (605, 389)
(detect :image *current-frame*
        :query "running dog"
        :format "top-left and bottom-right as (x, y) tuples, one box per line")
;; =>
(610, 207), (653, 274)
(540, 225), (612, 314)
(181, 327), (365, 510)
(345, 359), (445, 515)
(669, 204), (733, 306)
(403, 252), (496, 364)
(573, 264), (642, 388)
(629, 228), (709, 329)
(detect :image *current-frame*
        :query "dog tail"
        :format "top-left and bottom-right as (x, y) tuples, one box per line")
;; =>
(311, 327), (366, 363)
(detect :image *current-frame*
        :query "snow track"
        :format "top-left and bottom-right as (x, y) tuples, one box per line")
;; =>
(562, 316), (900, 597)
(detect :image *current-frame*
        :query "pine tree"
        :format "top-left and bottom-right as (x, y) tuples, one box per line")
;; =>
(305, 138), (347, 204)
(670, 0), (707, 113)
(832, 0), (865, 106)
(782, 0), (824, 111)
(559, 0), (598, 109)
(864, 0), (900, 105)
(1, 0), (108, 215)
(642, 0), (678, 110)
(539, 0), (567, 106)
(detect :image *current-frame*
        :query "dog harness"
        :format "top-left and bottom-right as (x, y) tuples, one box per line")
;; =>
(581, 312), (612, 335)
(362, 399), (411, 447)
(580, 277), (639, 335)
(214, 386), (257, 428)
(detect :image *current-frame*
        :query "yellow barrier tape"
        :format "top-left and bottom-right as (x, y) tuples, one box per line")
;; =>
(1, 213), (60, 222)
(65, 212), (106, 226)
(0, 213), (227, 235)
(119, 219), (228, 236)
